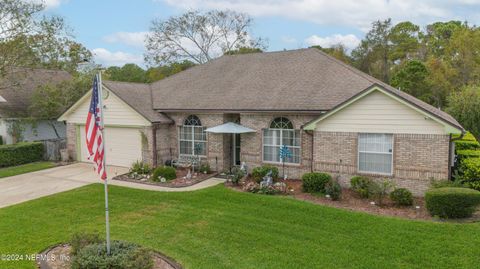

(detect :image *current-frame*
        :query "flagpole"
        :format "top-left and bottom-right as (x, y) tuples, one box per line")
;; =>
(97, 71), (111, 255)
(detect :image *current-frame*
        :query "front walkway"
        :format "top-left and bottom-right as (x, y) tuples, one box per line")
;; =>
(0, 163), (225, 209)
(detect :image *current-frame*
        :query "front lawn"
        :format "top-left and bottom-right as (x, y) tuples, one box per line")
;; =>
(0, 161), (56, 178)
(1, 184), (479, 268)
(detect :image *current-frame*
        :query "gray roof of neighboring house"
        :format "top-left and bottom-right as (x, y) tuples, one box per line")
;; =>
(0, 68), (72, 118)
(102, 80), (172, 124)
(148, 48), (462, 130)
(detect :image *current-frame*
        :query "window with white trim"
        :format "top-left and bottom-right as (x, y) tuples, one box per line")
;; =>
(358, 133), (393, 175)
(263, 117), (300, 164)
(179, 115), (206, 156)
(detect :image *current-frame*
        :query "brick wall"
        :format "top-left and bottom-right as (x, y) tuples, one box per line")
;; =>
(140, 126), (154, 166)
(165, 113), (232, 172)
(239, 113), (317, 178)
(313, 131), (450, 196)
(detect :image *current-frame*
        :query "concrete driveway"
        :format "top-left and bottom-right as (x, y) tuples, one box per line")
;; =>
(0, 163), (128, 209)
(0, 163), (224, 209)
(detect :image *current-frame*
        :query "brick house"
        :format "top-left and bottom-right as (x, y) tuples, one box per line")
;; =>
(58, 48), (464, 195)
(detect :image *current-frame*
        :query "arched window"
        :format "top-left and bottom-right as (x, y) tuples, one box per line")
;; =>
(263, 117), (300, 163)
(179, 115), (207, 156)
(184, 115), (202, 126)
(270, 117), (294, 129)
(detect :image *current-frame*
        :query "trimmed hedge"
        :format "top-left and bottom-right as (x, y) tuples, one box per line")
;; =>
(459, 158), (480, 190)
(425, 187), (480, 218)
(302, 172), (331, 193)
(251, 165), (279, 183)
(457, 149), (480, 158)
(151, 166), (177, 181)
(454, 132), (480, 150)
(0, 142), (44, 168)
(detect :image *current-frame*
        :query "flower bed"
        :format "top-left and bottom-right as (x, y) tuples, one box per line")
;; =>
(228, 177), (480, 221)
(113, 167), (216, 188)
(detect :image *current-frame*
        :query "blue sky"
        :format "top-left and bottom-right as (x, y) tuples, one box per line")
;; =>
(41, 0), (480, 67)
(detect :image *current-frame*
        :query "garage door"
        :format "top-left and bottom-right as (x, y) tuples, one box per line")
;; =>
(80, 126), (142, 167)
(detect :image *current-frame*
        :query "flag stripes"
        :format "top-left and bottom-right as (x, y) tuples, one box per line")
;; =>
(85, 74), (107, 180)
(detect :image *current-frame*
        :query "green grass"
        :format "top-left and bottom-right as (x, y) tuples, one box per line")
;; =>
(0, 162), (56, 178)
(1, 184), (480, 268)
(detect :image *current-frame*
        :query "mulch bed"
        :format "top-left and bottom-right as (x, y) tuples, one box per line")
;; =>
(112, 168), (217, 188)
(228, 178), (480, 222)
(36, 244), (182, 269)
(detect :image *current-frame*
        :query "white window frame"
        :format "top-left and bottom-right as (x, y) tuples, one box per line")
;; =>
(262, 128), (301, 165)
(357, 133), (394, 176)
(178, 124), (207, 157)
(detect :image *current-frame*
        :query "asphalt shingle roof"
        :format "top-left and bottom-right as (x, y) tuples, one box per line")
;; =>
(102, 80), (172, 124)
(0, 68), (72, 118)
(96, 48), (462, 130)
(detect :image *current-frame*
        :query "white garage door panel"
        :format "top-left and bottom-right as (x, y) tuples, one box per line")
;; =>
(80, 126), (142, 167)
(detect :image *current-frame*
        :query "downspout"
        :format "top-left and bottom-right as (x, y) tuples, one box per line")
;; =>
(449, 131), (466, 180)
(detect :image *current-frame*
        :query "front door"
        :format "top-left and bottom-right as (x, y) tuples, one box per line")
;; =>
(232, 133), (241, 166)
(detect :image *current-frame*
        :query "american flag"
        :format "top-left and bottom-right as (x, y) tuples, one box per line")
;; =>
(85, 75), (107, 180)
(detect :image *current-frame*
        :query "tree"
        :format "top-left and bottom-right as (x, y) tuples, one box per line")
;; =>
(0, 0), (92, 79)
(145, 10), (267, 65)
(388, 21), (421, 63)
(352, 19), (392, 82)
(104, 64), (147, 83)
(424, 57), (458, 108)
(224, 47), (263, 55)
(446, 86), (480, 139)
(310, 45), (352, 64)
(145, 60), (196, 82)
(444, 27), (480, 86)
(423, 21), (465, 58)
(28, 73), (92, 137)
(391, 60), (429, 101)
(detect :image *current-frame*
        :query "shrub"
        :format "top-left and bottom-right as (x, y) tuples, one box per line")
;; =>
(430, 179), (466, 189)
(71, 240), (153, 269)
(459, 157), (480, 190)
(368, 180), (394, 206)
(0, 142), (44, 167)
(129, 160), (151, 177)
(251, 165), (279, 183)
(455, 140), (480, 150)
(151, 166), (176, 181)
(325, 179), (342, 200)
(199, 163), (211, 173)
(302, 172), (331, 193)
(457, 149), (480, 158)
(350, 176), (372, 198)
(70, 232), (102, 256)
(230, 166), (245, 185)
(425, 187), (480, 218)
(390, 188), (413, 206)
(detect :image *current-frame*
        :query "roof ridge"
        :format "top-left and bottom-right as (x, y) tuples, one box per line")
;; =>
(308, 48), (381, 85)
(103, 80), (149, 86)
(308, 48), (454, 115)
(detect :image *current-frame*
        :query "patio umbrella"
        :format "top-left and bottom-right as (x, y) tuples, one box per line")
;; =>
(205, 122), (255, 134)
(205, 122), (255, 172)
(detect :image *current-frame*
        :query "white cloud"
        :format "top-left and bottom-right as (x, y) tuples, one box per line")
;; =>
(103, 32), (149, 48)
(305, 34), (360, 50)
(161, 0), (472, 31)
(92, 48), (143, 67)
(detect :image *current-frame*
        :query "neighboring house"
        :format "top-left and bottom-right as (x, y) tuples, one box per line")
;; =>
(0, 68), (71, 144)
(59, 48), (464, 195)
